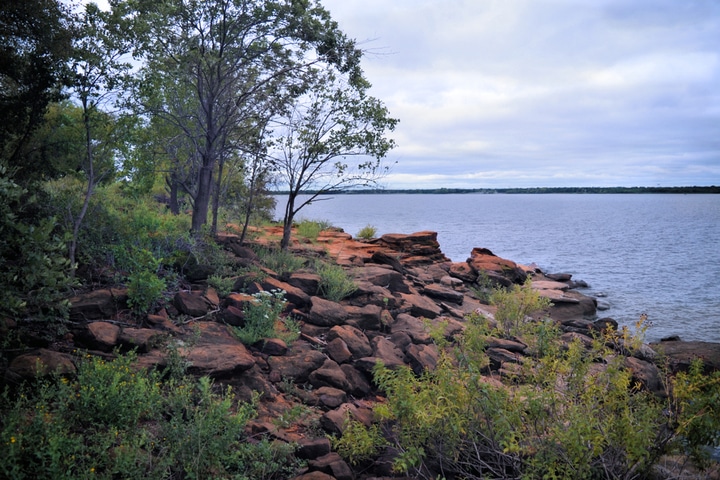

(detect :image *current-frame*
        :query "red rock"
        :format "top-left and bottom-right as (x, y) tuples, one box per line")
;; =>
(423, 283), (464, 304)
(316, 386), (347, 408)
(69, 288), (127, 320)
(370, 336), (405, 368)
(326, 338), (353, 364)
(307, 452), (353, 480)
(297, 437), (332, 460)
(352, 265), (410, 294)
(7, 349), (76, 380)
(326, 325), (372, 359)
(399, 291), (442, 319)
(178, 322), (255, 377)
(288, 272), (322, 296)
(309, 359), (350, 391)
(650, 340), (720, 374)
(391, 313), (431, 344)
(405, 343), (439, 375)
(267, 342), (327, 383)
(259, 276), (311, 308)
(448, 262), (478, 283)
(119, 328), (163, 353)
(307, 296), (348, 327)
(340, 364), (372, 397)
(84, 321), (121, 351)
(468, 248), (527, 285)
(173, 290), (209, 317)
(345, 304), (383, 330)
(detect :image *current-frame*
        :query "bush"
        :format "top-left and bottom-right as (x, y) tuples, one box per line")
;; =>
(0, 166), (75, 318)
(296, 219), (330, 241)
(255, 247), (305, 278)
(332, 418), (387, 465)
(316, 261), (357, 302)
(356, 224), (377, 240)
(0, 351), (300, 480)
(233, 290), (288, 345)
(363, 282), (720, 480)
(490, 279), (551, 336)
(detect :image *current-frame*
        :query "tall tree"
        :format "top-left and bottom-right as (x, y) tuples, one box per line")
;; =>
(129, 0), (364, 233)
(273, 70), (397, 249)
(0, 0), (74, 180)
(66, 2), (132, 275)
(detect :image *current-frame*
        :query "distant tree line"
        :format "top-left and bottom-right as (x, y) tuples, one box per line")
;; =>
(282, 186), (720, 195)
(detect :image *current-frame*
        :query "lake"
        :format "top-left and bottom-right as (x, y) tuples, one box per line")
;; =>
(274, 193), (720, 343)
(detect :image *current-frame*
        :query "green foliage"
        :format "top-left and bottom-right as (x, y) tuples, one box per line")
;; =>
(470, 270), (494, 303)
(233, 290), (288, 345)
(332, 418), (388, 465)
(207, 274), (235, 298)
(276, 316), (302, 346)
(490, 279), (552, 336)
(356, 224), (378, 240)
(668, 359), (720, 468)
(316, 261), (357, 302)
(0, 166), (75, 317)
(0, 351), (299, 480)
(365, 283), (720, 480)
(255, 247), (305, 277)
(126, 269), (166, 316)
(296, 219), (331, 241)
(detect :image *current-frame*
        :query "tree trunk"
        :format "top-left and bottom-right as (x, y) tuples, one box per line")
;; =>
(167, 169), (180, 215)
(280, 193), (296, 250)
(211, 158), (224, 235)
(192, 162), (214, 232)
(69, 96), (95, 278)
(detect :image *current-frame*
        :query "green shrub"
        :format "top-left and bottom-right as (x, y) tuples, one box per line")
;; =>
(255, 247), (305, 277)
(316, 261), (357, 302)
(207, 274), (235, 298)
(233, 290), (288, 345)
(0, 167), (75, 317)
(363, 283), (720, 480)
(356, 224), (377, 240)
(296, 219), (330, 241)
(490, 279), (551, 336)
(0, 351), (299, 480)
(332, 418), (388, 465)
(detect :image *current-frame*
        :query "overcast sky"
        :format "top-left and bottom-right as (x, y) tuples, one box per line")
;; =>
(320, 0), (720, 189)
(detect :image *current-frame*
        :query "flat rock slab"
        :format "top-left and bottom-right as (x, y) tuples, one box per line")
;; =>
(179, 322), (255, 377)
(532, 280), (570, 291)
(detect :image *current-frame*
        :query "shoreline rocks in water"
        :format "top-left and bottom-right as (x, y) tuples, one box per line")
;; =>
(4, 228), (719, 479)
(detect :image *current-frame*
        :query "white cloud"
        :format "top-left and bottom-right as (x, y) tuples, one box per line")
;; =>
(322, 0), (720, 187)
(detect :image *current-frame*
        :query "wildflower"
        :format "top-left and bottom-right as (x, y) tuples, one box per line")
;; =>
(10, 436), (16, 443)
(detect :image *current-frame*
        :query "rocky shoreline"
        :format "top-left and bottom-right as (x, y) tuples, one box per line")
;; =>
(3, 228), (720, 479)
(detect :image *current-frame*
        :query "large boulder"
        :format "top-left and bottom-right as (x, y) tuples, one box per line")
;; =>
(178, 322), (255, 377)
(6, 349), (76, 382)
(352, 265), (410, 294)
(307, 297), (348, 327)
(467, 248), (527, 285)
(69, 288), (127, 320)
(650, 340), (720, 373)
(326, 325), (372, 359)
(267, 342), (327, 383)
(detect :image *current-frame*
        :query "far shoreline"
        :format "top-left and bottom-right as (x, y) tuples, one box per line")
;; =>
(272, 186), (720, 195)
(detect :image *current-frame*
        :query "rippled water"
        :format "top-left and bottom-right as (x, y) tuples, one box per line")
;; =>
(274, 193), (720, 343)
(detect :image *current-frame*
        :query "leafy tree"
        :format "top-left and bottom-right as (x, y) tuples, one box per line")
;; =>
(66, 2), (132, 275)
(272, 70), (397, 249)
(0, 0), (74, 178)
(128, 0), (366, 233)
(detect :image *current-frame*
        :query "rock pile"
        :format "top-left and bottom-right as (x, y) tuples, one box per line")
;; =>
(4, 229), (719, 479)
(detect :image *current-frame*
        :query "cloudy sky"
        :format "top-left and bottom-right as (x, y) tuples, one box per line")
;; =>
(320, 0), (720, 189)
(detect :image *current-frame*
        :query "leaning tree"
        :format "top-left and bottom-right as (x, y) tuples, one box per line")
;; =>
(271, 70), (397, 250)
